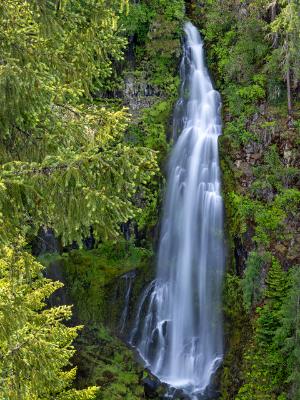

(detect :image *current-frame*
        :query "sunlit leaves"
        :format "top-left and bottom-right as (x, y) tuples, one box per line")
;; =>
(0, 0), (158, 245)
(0, 244), (98, 399)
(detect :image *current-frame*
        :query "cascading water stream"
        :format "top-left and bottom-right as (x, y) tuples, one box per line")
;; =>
(130, 22), (225, 398)
(119, 270), (136, 334)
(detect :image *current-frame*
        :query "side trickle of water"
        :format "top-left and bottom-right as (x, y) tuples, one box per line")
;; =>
(130, 22), (225, 398)
(119, 270), (136, 334)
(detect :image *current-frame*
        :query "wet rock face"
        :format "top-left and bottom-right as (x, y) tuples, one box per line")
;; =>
(279, 226), (300, 268)
(121, 220), (141, 242)
(104, 256), (155, 338)
(230, 110), (299, 192)
(46, 259), (72, 309)
(234, 237), (248, 277)
(30, 228), (71, 308)
(142, 376), (160, 398)
(32, 227), (62, 256)
(124, 72), (162, 120)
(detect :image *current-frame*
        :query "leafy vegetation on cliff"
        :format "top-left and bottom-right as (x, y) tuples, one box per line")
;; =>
(119, 0), (185, 239)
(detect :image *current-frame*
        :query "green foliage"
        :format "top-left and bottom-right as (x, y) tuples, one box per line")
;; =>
(62, 241), (151, 323)
(120, 3), (154, 43)
(60, 241), (151, 400)
(0, 0), (158, 245)
(274, 188), (300, 214)
(253, 203), (286, 246)
(235, 340), (277, 400)
(221, 273), (251, 399)
(242, 252), (266, 311)
(0, 244), (97, 399)
(226, 192), (255, 237)
(224, 75), (266, 119)
(124, 0), (184, 92)
(201, 0), (299, 112)
(1, 120), (158, 244)
(224, 116), (256, 145)
(223, 273), (244, 322)
(237, 80), (266, 105)
(225, 17), (268, 84)
(0, 1), (166, 398)
(74, 326), (144, 400)
(122, 0), (184, 50)
(119, 1), (184, 237)
(253, 145), (300, 193)
(268, 0), (300, 106)
(265, 257), (288, 302)
(236, 259), (293, 399)
(143, 17), (182, 95)
(226, 186), (299, 248)
(151, 0), (185, 20)
(141, 101), (172, 154)
(275, 267), (300, 399)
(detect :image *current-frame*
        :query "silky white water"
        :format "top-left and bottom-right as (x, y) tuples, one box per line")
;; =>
(130, 22), (225, 398)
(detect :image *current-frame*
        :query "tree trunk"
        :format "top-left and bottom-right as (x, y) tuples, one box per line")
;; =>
(270, 1), (279, 47)
(287, 67), (292, 115)
(286, 0), (292, 115)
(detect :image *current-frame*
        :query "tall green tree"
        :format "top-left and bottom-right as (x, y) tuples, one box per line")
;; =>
(0, 0), (157, 245)
(275, 267), (300, 399)
(0, 1), (158, 398)
(269, 0), (300, 113)
(0, 243), (98, 399)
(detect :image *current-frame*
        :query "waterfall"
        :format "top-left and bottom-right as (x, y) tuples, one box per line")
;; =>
(119, 270), (136, 334)
(130, 22), (225, 398)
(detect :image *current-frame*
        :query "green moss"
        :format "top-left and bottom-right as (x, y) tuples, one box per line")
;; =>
(62, 241), (152, 324)
(219, 134), (244, 256)
(38, 252), (64, 267)
(59, 241), (155, 400)
(221, 273), (252, 400)
(73, 325), (144, 400)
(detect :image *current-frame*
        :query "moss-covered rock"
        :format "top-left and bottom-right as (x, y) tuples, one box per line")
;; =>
(73, 325), (144, 400)
(41, 240), (156, 399)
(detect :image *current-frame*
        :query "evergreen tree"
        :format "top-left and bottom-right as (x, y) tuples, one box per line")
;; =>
(0, 0), (158, 245)
(269, 0), (300, 113)
(256, 257), (287, 345)
(242, 251), (265, 311)
(0, 243), (98, 399)
(237, 258), (289, 399)
(0, 1), (157, 397)
(275, 267), (300, 399)
(265, 257), (288, 302)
